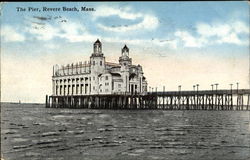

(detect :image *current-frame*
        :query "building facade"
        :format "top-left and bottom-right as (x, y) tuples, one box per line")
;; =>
(52, 39), (147, 96)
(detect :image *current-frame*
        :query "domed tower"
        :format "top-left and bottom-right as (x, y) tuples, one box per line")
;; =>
(90, 39), (105, 67)
(93, 39), (102, 56)
(119, 45), (132, 93)
(122, 45), (129, 57)
(90, 39), (105, 94)
(119, 45), (132, 66)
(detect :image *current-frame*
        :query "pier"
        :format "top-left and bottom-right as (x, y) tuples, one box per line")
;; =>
(46, 89), (250, 110)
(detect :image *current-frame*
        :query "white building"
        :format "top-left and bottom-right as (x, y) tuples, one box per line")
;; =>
(52, 39), (148, 96)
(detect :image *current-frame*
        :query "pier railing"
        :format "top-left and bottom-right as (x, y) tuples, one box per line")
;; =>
(148, 89), (250, 95)
(46, 89), (250, 110)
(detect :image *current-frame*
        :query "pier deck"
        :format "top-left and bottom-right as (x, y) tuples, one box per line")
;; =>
(46, 89), (250, 110)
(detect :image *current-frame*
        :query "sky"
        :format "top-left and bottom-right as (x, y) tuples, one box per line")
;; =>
(1, 2), (249, 103)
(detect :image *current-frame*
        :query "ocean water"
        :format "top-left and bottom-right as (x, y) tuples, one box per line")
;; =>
(1, 103), (250, 160)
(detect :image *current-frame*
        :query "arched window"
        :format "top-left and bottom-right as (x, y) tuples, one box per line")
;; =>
(100, 61), (102, 66)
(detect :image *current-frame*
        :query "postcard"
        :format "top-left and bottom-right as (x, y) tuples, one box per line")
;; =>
(1, 2), (249, 160)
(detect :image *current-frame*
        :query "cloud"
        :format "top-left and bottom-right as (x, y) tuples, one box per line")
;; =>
(175, 20), (249, 48)
(231, 21), (249, 34)
(27, 23), (59, 41)
(216, 32), (245, 45)
(25, 20), (99, 43)
(175, 31), (207, 48)
(196, 23), (231, 37)
(57, 22), (99, 42)
(23, 18), (167, 47)
(1, 25), (26, 42)
(6, 13), (248, 50)
(93, 6), (142, 20)
(94, 6), (159, 32)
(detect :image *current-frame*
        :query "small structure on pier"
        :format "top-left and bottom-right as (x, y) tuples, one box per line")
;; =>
(52, 39), (148, 96)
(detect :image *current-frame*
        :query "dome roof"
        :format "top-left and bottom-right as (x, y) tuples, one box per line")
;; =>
(123, 44), (128, 49)
(94, 39), (101, 44)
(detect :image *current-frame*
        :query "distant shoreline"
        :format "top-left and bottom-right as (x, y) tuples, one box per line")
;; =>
(0, 102), (44, 105)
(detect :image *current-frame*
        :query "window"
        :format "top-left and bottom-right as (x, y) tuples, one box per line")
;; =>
(81, 84), (83, 94)
(105, 76), (108, 80)
(118, 84), (121, 88)
(93, 76), (95, 80)
(93, 86), (95, 90)
(100, 61), (102, 66)
(56, 86), (58, 95)
(93, 61), (95, 65)
(76, 85), (78, 94)
(105, 83), (109, 86)
(60, 85), (62, 95)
